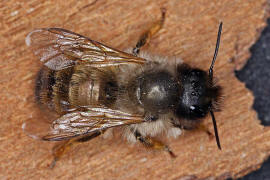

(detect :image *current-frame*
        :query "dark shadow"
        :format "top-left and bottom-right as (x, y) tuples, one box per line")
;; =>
(235, 18), (270, 179)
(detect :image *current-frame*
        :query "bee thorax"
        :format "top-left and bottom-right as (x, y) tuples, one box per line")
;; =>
(135, 71), (179, 113)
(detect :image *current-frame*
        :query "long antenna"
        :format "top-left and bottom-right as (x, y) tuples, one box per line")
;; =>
(209, 22), (223, 150)
(209, 22), (223, 80)
(210, 109), (221, 150)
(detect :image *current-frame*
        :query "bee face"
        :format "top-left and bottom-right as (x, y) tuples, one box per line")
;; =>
(175, 65), (221, 120)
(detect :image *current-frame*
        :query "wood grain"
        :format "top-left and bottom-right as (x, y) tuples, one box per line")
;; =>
(1, 0), (270, 179)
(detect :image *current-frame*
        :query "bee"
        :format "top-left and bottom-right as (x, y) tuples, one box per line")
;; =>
(23, 9), (223, 167)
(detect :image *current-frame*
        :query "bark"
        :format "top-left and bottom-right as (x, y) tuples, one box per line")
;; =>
(1, 0), (270, 179)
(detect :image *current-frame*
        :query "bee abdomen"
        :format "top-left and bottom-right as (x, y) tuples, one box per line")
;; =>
(36, 65), (119, 112)
(35, 66), (56, 109)
(35, 66), (73, 112)
(69, 66), (118, 107)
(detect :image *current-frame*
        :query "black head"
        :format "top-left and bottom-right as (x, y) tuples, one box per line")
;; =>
(176, 66), (221, 120)
(175, 22), (223, 149)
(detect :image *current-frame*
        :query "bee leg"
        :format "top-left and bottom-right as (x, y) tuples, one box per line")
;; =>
(50, 140), (75, 168)
(50, 131), (102, 168)
(132, 8), (166, 55)
(197, 124), (214, 139)
(134, 130), (176, 158)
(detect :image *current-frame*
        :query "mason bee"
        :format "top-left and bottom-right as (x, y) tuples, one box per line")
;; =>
(23, 9), (223, 167)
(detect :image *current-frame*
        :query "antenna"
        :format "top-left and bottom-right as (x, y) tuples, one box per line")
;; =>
(209, 22), (223, 80)
(210, 109), (221, 150)
(209, 22), (223, 150)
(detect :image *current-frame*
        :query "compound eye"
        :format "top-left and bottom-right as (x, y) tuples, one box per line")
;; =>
(189, 105), (207, 118)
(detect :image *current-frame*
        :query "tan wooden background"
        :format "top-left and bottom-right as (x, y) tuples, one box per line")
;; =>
(1, 0), (270, 179)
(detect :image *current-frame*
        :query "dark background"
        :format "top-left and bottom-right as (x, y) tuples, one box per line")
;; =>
(235, 19), (270, 180)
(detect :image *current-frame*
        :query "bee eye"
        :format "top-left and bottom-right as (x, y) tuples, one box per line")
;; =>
(189, 105), (206, 117)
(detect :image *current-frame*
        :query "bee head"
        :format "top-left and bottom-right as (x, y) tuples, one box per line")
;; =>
(175, 22), (223, 149)
(175, 65), (221, 120)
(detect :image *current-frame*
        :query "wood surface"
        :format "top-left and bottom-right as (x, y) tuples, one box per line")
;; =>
(1, 0), (270, 179)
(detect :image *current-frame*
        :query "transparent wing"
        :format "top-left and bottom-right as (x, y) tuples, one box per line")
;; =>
(23, 106), (145, 141)
(26, 28), (146, 70)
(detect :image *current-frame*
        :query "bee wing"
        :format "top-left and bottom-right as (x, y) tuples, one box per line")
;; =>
(23, 106), (145, 141)
(26, 28), (146, 70)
